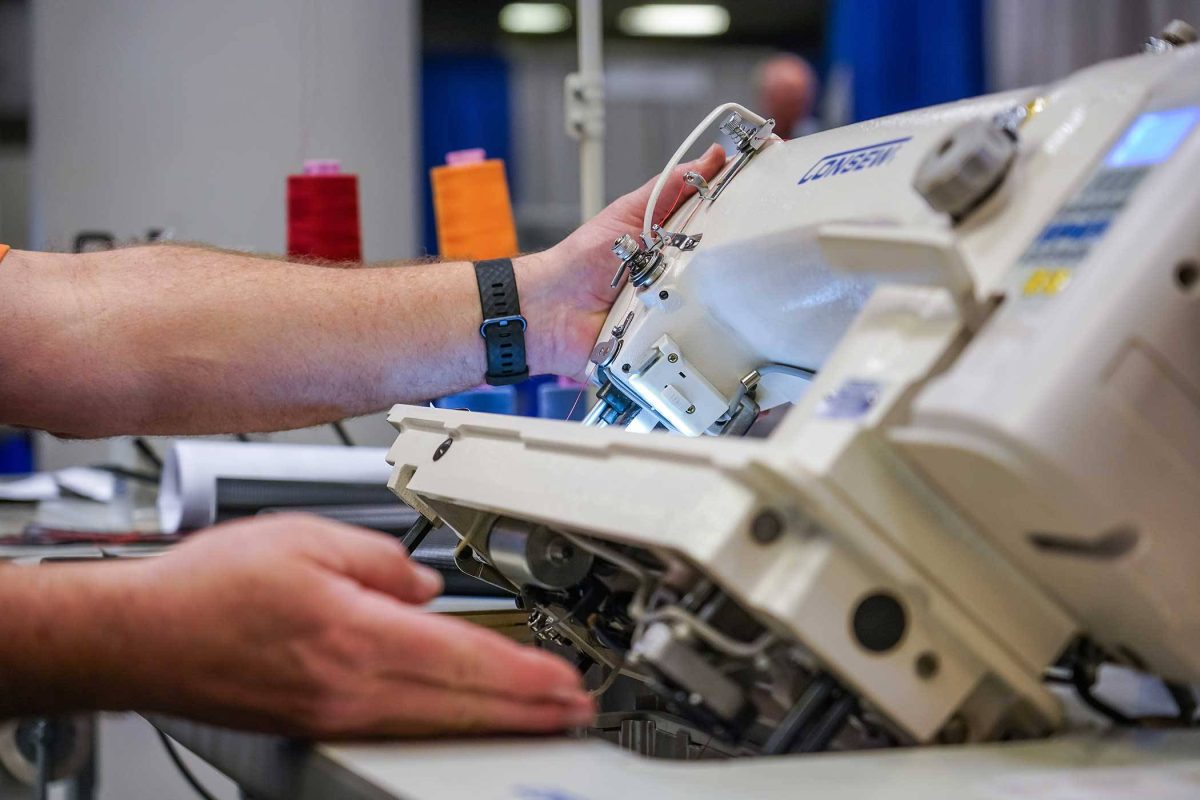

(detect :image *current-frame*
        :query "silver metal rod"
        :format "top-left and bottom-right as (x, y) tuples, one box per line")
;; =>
(581, 400), (608, 427)
(576, 0), (604, 219)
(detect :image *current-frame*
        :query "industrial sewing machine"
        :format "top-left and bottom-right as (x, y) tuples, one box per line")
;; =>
(385, 22), (1200, 765)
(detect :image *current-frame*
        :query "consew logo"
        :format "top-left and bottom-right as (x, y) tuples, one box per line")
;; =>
(797, 137), (911, 185)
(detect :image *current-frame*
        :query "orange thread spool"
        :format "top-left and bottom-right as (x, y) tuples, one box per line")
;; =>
(430, 149), (518, 261)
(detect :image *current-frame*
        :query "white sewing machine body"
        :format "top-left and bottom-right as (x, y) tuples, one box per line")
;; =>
(387, 39), (1200, 756)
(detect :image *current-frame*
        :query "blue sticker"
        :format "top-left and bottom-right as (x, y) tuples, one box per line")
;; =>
(513, 786), (593, 800)
(817, 379), (882, 419)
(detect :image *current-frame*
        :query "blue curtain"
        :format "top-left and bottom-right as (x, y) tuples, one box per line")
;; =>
(420, 55), (514, 255)
(0, 431), (33, 474)
(421, 55), (557, 412)
(828, 0), (985, 122)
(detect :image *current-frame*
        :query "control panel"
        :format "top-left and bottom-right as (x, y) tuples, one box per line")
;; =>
(1013, 106), (1200, 299)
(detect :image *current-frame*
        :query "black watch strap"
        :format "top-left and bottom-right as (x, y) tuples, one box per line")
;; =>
(474, 258), (529, 385)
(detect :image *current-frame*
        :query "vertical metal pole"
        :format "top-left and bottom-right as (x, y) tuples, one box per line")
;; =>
(576, 0), (605, 220)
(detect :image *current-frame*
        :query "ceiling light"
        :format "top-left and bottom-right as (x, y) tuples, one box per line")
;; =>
(617, 4), (730, 37)
(499, 3), (573, 34)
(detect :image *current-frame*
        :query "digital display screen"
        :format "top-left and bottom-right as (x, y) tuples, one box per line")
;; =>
(1104, 106), (1200, 168)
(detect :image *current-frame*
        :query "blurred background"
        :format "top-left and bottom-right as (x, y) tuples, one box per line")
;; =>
(0, 0), (1197, 473)
(2, 2), (1200, 797)
(1, 0), (1199, 260)
(0, 0), (1196, 471)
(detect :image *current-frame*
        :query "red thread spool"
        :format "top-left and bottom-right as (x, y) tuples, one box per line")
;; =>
(287, 159), (362, 262)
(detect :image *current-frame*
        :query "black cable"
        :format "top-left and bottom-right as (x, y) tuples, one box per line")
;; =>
(330, 421), (355, 447)
(1049, 660), (1194, 727)
(1164, 680), (1198, 726)
(757, 362), (818, 380)
(1050, 639), (1197, 728)
(156, 729), (220, 800)
(399, 515), (435, 552)
(763, 674), (836, 755)
(1067, 646), (1135, 726)
(132, 437), (163, 471)
(1071, 676), (1135, 725)
(796, 692), (858, 753)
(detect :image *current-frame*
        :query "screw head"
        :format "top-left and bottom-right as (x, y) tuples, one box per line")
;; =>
(1176, 261), (1198, 292)
(432, 437), (453, 461)
(667, 353), (679, 363)
(621, 363), (631, 373)
(659, 290), (669, 300)
(750, 509), (785, 544)
(685, 405), (695, 414)
(916, 651), (940, 680)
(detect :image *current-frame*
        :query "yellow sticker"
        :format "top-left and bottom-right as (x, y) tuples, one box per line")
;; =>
(1022, 267), (1073, 296)
(1048, 268), (1072, 293)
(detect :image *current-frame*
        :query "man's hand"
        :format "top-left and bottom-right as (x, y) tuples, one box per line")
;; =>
(1, 515), (594, 738)
(520, 144), (727, 379)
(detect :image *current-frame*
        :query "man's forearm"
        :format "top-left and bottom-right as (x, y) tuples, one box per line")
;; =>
(0, 246), (566, 436)
(0, 562), (145, 717)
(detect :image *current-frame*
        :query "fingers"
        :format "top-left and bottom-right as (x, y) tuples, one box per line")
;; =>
(302, 519), (444, 605)
(690, 141), (729, 178)
(362, 680), (596, 737)
(361, 601), (587, 703)
(647, 142), (728, 224)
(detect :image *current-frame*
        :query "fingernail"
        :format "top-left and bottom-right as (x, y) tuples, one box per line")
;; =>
(567, 705), (596, 727)
(551, 687), (585, 704)
(414, 565), (443, 596)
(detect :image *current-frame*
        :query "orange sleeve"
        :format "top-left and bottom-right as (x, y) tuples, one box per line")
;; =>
(0, 245), (9, 264)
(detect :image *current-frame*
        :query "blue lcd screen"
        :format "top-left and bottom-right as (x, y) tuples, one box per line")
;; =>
(1104, 107), (1200, 168)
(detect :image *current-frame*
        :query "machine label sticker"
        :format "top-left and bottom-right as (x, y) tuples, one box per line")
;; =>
(798, 137), (911, 185)
(817, 379), (882, 419)
(513, 787), (594, 800)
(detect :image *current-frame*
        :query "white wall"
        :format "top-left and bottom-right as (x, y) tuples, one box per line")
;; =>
(31, 0), (420, 259)
(29, 0), (420, 470)
(987, 0), (1200, 90)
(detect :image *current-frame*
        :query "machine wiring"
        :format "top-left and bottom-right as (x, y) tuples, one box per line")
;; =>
(557, 530), (652, 587)
(655, 181), (689, 229)
(564, 386), (587, 421)
(156, 729), (220, 800)
(1045, 639), (1199, 727)
(721, 362), (818, 428)
(331, 421), (355, 447)
(589, 659), (626, 698)
(642, 102), (765, 237)
(637, 606), (774, 660)
(756, 363), (818, 380)
(132, 437), (164, 472)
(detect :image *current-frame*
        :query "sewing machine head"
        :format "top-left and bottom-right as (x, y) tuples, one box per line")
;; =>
(387, 22), (1200, 758)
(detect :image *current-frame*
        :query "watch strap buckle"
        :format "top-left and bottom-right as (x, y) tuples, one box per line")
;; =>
(479, 314), (528, 338)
